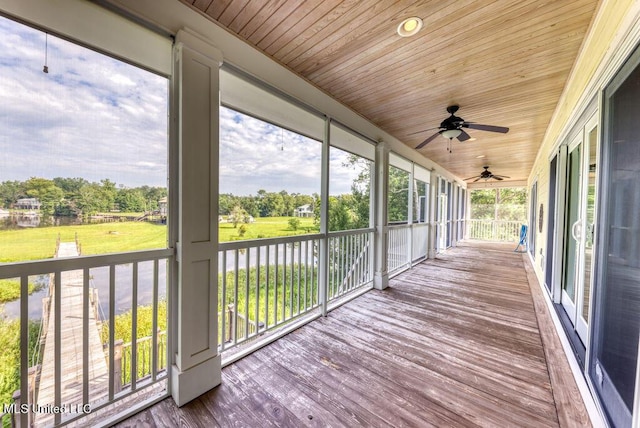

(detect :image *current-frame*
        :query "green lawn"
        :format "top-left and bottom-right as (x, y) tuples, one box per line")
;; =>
(0, 217), (318, 263)
(219, 216), (317, 242)
(0, 222), (167, 263)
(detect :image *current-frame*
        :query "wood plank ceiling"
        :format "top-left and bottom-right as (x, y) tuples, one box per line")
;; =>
(180, 0), (600, 185)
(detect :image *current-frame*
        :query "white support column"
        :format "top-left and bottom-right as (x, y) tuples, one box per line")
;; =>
(408, 164), (414, 265)
(319, 119), (330, 315)
(171, 29), (223, 406)
(464, 188), (470, 240)
(374, 141), (389, 290)
(428, 171), (439, 259)
(451, 184), (458, 247)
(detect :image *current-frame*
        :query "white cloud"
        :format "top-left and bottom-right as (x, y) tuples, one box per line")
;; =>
(0, 17), (167, 187)
(0, 16), (363, 196)
(219, 107), (365, 196)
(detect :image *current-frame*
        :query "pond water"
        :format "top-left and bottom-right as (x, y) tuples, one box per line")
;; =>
(0, 213), (136, 230)
(3, 262), (168, 320)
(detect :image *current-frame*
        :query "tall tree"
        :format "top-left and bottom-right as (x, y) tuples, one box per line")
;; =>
(52, 177), (89, 200)
(388, 166), (410, 223)
(0, 180), (24, 208)
(116, 188), (146, 212)
(23, 177), (64, 215)
(229, 205), (248, 228)
(100, 179), (117, 211)
(77, 183), (110, 216)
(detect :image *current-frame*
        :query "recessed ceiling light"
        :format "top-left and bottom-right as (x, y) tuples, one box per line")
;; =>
(476, 154), (485, 158)
(467, 137), (477, 142)
(397, 17), (423, 37)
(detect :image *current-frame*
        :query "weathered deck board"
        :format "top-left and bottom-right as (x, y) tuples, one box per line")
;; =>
(35, 242), (109, 427)
(116, 241), (590, 427)
(522, 250), (593, 427)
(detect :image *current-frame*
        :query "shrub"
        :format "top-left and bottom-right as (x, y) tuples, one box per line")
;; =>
(288, 218), (301, 231)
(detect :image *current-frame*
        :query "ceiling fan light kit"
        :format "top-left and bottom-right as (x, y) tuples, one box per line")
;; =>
(464, 166), (511, 182)
(441, 129), (461, 139)
(414, 105), (509, 150)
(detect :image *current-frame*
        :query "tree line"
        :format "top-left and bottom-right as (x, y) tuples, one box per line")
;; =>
(221, 190), (372, 233)
(219, 190), (314, 218)
(0, 177), (167, 217)
(219, 156), (416, 232)
(470, 188), (527, 221)
(1, 155), (414, 231)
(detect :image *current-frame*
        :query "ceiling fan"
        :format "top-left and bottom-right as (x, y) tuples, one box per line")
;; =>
(465, 166), (510, 182)
(413, 105), (509, 149)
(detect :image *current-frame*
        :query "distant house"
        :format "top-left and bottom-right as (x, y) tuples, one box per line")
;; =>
(294, 204), (313, 217)
(15, 198), (41, 210)
(158, 197), (167, 216)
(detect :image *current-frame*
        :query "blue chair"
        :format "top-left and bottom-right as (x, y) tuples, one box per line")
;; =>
(514, 225), (528, 252)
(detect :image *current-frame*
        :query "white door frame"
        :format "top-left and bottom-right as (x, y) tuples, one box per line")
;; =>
(575, 112), (599, 343)
(560, 132), (582, 336)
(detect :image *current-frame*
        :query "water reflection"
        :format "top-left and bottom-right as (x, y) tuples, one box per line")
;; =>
(0, 214), (150, 230)
(3, 262), (168, 320)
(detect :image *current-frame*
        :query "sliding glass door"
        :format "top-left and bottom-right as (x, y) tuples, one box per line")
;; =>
(559, 112), (598, 348)
(590, 46), (640, 428)
(580, 122), (598, 339)
(561, 135), (582, 337)
(544, 155), (558, 293)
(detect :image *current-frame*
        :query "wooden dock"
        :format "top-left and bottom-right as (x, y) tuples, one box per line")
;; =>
(117, 241), (590, 427)
(35, 242), (109, 427)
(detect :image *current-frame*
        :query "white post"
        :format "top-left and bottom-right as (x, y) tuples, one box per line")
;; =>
(464, 188), (470, 240)
(319, 119), (330, 315)
(428, 171), (439, 258)
(451, 184), (458, 247)
(373, 141), (389, 290)
(408, 164), (414, 266)
(171, 29), (222, 406)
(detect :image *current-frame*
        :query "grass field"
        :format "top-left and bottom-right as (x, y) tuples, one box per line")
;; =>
(0, 222), (167, 263)
(0, 216), (318, 263)
(219, 216), (317, 242)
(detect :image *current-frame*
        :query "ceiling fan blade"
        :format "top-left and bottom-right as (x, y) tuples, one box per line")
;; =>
(457, 129), (471, 142)
(408, 127), (439, 136)
(464, 175), (481, 181)
(493, 176), (504, 181)
(473, 177), (482, 182)
(415, 132), (441, 149)
(464, 123), (509, 133)
(493, 174), (511, 179)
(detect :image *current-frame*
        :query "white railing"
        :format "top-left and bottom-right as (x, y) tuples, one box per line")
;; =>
(388, 224), (411, 275)
(218, 234), (322, 353)
(0, 248), (172, 427)
(120, 330), (167, 388)
(467, 219), (523, 242)
(411, 223), (429, 263)
(218, 229), (374, 354)
(388, 223), (431, 275)
(327, 229), (374, 303)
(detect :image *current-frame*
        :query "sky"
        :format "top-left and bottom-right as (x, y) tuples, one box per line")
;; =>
(0, 16), (361, 195)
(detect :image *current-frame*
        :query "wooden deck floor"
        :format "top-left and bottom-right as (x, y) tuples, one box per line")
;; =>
(116, 241), (590, 427)
(36, 242), (108, 427)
